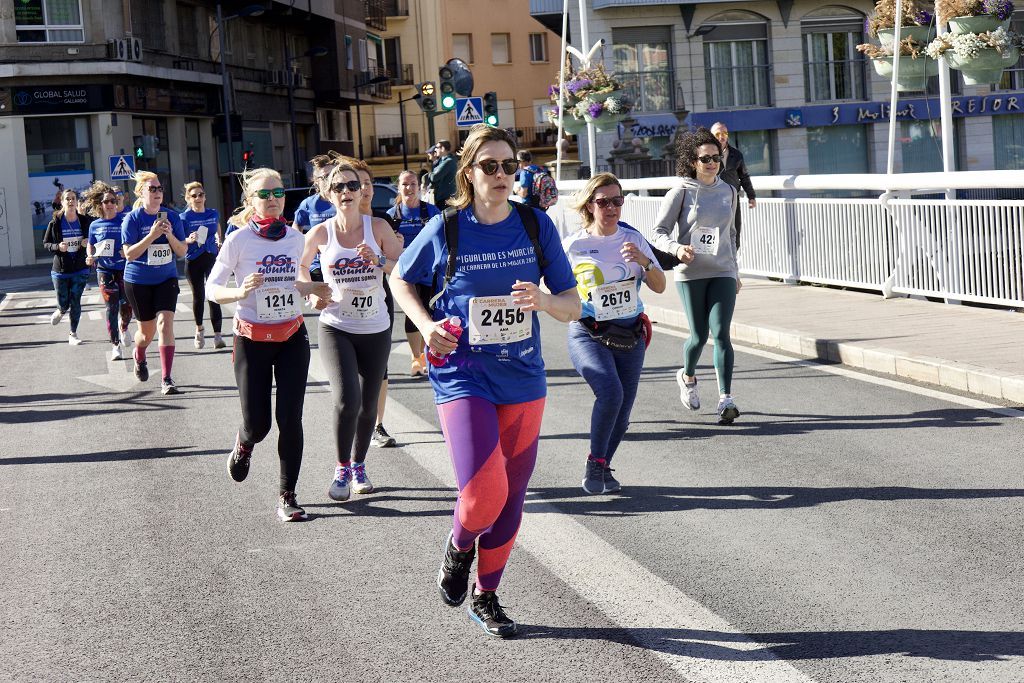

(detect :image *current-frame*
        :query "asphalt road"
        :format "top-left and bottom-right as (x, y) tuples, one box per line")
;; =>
(2, 284), (1023, 683)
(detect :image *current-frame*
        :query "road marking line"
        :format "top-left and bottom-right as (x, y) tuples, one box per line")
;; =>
(385, 397), (816, 683)
(654, 326), (1024, 421)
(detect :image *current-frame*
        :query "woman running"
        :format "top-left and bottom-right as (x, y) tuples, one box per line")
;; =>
(122, 171), (187, 394)
(387, 170), (440, 379)
(208, 168), (331, 522)
(43, 188), (93, 345)
(82, 181), (133, 360)
(180, 181), (225, 350)
(292, 153), (340, 282)
(652, 127), (741, 424)
(563, 173), (666, 494)
(390, 124), (579, 638)
(299, 163), (403, 502)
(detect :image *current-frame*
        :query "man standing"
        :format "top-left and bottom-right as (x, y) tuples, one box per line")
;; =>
(711, 122), (756, 249)
(429, 139), (456, 208)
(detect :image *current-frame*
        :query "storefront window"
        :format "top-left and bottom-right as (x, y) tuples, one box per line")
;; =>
(900, 119), (961, 172)
(808, 124), (868, 174)
(15, 0), (85, 43)
(185, 119), (204, 185)
(732, 129), (774, 175)
(993, 115), (1024, 168)
(133, 117), (175, 208)
(25, 116), (93, 259)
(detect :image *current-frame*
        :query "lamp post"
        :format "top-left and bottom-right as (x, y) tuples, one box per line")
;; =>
(354, 74), (391, 160)
(285, 45), (328, 187)
(213, 3), (264, 207)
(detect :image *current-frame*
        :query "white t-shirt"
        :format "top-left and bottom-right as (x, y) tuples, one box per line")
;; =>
(208, 225), (305, 326)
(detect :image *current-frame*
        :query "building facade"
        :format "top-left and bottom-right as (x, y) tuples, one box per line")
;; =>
(0, 0), (384, 269)
(530, 0), (1024, 180)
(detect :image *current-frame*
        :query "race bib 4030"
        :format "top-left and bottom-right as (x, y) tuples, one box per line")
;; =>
(147, 243), (172, 265)
(468, 295), (531, 345)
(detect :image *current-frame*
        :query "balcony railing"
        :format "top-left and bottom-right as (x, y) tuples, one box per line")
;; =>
(364, 0), (387, 31)
(507, 125), (577, 148)
(357, 67), (392, 99)
(371, 132), (419, 158)
(383, 0), (409, 16)
(395, 64), (414, 86)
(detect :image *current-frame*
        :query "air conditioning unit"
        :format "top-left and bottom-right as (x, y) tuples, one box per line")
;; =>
(268, 70), (287, 86)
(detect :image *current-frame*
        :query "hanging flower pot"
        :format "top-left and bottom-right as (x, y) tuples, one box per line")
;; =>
(561, 117), (586, 135)
(870, 55), (939, 90)
(947, 15), (1010, 34)
(585, 89), (621, 103)
(878, 26), (936, 46)
(585, 112), (626, 132)
(945, 45), (1020, 83)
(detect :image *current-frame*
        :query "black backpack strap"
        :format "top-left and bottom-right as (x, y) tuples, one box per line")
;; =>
(419, 202), (428, 222)
(511, 203), (548, 271)
(429, 206), (460, 309)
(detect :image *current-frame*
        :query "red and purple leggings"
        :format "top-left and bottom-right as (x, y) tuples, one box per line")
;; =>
(437, 396), (545, 591)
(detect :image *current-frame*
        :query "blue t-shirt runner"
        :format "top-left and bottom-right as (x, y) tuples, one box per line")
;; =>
(395, 204), (576, 405)
(293, 194), (336, 274)
(180, 208), (220, 260)
(387, 201), (441, 246)
(122, 207), (186, 285)
(88, 217), (127, 272)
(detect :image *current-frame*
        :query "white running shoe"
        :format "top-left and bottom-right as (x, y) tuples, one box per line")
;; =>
(351, 463), (374, 494)
(328, 465), (352, 501)
(110, 344), (122, 361)
(717, 396), (741, 424)
(50, 310), (64, 325)
(68, 332), (83, 346)
(213, 334), (226, 349)
(194, 329), (205, 349)
(676, 369), (699, 410)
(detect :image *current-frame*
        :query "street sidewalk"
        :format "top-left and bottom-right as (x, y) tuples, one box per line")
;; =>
(643, 278), (1024, 405)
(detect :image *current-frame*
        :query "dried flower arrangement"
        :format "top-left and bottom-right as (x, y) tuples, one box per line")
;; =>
(866, 0), (936, 37)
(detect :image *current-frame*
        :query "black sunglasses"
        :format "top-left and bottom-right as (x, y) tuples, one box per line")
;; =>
(473, 159), (518, 176)
(592, 196), (625, 208)
(697, 154), (722, 164)
(331, 180), (363, 193)
(146, 186), (164, 193)
(101, 198), (118, 205)
(254, 188), (286, 199)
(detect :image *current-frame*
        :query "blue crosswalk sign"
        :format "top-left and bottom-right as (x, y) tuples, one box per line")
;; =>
(455, 97), (483, 128)
(109, 154), (135, 180)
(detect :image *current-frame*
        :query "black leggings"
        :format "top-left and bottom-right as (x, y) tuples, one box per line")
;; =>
(233, 324), (311, 493)
(403, 283), (433, 334)
(318, 322), (392, 465)
(185, 251), (223, 332)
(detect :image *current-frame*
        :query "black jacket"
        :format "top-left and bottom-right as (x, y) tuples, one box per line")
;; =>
(42, 212), (94, 274)
(719, 145), (756, 200)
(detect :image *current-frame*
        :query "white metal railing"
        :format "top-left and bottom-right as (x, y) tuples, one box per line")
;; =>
(551, 171), (1024, 308)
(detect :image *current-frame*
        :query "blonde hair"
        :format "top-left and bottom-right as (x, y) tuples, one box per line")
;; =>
(80, 180), (119, 218)
(227, 168), (284, 228)
(449, 124), (518, 210)
(571, 172), (623, 227)
(131, 171), (159, 210)
(395, 170), (417, 209)
(183, 181), (205, 209)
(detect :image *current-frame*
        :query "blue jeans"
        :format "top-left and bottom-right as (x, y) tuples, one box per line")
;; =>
(567, 321), (646, 463)
(51, 270), (90, 333)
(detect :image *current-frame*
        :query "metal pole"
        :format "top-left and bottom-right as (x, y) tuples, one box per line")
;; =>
(885, 0), (904, 175)
(937, 14), (956, 197)
(577, 0), (596, 177)
(216, 3), (236, 206)
(427, 111), (436, 148)
(355, 84), (364, 159)
(555, 0), (569, 183)
(286, 44), (302, 186)
(400, 96), (409, 169)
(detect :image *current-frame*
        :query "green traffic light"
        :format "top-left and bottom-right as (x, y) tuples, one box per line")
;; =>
(135, 147), (144, 158)
(441, 95), (456, 110)
(485, 115), (498, 126)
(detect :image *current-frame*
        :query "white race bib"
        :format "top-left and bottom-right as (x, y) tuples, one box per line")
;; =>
(692, 227), (720, 256)
(255, 286), (301, 322)
(468, 295), (531, 345)
(336, 285), (381, 319)
(592, 279), (638, 321)
(196, 226), (209, 245)
(65, 237), (83, 253)
(147, 243), (173, 266)
(93, 239), (115, 258)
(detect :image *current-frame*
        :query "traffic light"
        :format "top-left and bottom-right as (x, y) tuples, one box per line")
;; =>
(416, 81), (437, 113)
(132, 135), (157, 159)
(242, 148), (254, 169)
(483, 91), (498, 126)
(438, 65), (456, 111)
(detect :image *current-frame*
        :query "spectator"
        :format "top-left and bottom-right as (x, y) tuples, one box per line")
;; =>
(710, 122), (756, 250)
(429, 139), (456, 208)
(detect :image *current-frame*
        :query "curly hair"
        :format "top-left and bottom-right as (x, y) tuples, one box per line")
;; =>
(675, 127), (722, 178)
(80, 180), (119, 218)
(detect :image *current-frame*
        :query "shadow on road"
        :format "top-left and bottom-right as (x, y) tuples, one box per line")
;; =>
(0, 445), (220, 466)
(517, 625), (1024, 663)
(303, 486), (454, 518)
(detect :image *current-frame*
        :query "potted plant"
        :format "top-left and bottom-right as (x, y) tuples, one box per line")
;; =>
(937, 0), (1013, 34)
(548, 62), (633, 133)
(926, 25), (1023, 83)
(576, 92), (634, 132)
(858, 36), (939, 90)
(866, 0), (937, 47)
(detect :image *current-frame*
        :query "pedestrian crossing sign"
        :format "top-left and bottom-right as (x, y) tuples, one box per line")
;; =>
(109, 154), (136, 180)
(455, 97), (483, 128)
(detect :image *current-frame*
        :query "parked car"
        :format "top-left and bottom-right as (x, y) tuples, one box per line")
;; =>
(372, 182), (398, 213)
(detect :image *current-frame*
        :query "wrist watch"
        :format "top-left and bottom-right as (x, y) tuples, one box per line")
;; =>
(378, 255), (387, 267)
(643, 260), (654, 272)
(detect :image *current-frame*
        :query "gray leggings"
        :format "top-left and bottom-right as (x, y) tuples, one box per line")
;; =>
(318, 322), (392, 464)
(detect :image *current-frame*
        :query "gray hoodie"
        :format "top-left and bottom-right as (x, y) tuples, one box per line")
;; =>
(652, 177), (738, 282)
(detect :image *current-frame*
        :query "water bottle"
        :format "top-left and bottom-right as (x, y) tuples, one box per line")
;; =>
(426, 316), (463, 367)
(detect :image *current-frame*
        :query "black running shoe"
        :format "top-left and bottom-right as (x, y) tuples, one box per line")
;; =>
(468, 585), (518, 638)
(603, 466), (621, 493)
(227, 434), (253, 483)
(134, 360), (149, 382)
(582, 458), (605, 494)
(437, 532), (475, 607)
(277, 491), (309, 522)
(371, 424), (397, 448)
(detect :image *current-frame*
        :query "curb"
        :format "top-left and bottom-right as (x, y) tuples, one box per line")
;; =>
(644, 303), (1024, 405)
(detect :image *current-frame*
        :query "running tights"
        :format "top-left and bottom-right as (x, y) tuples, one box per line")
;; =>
(676, 277), (737, 395)
(185, 252), (223, 333)
(567, 323), (645, 463)
(437, 396), (545, 591)
(97, 270), (133, 344)
(233, 325), (311, 493)
(318, 323), (391, 465)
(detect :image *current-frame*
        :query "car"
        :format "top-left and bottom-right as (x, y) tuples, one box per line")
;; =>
(282, 187), (314, 224)
(372, 182), (398, 213)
